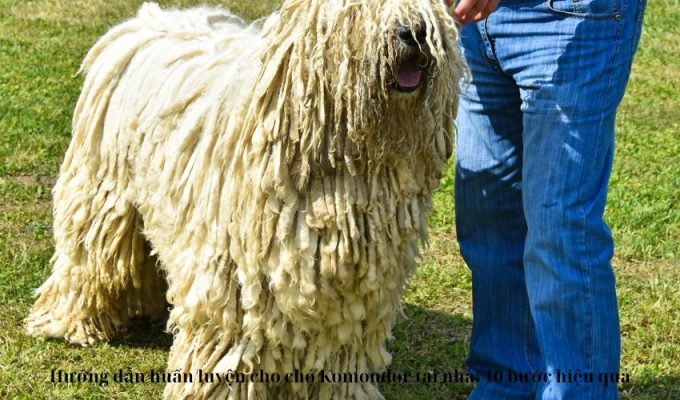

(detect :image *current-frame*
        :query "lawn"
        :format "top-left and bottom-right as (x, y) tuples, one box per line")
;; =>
(0, 1), (678, 399)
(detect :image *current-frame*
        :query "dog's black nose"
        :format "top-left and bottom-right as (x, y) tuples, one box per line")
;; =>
(397, 21), (427, 47)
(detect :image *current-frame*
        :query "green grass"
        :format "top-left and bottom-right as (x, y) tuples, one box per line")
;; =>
(0, 0), (678, 399)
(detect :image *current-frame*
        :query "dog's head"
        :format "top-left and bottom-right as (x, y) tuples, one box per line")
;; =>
(256, 0), (463, 177)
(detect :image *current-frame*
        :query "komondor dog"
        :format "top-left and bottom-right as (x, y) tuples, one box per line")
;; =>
(26, 0), (463, 398)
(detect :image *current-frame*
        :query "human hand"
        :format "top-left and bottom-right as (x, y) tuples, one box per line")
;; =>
(445, 0), (500, 25)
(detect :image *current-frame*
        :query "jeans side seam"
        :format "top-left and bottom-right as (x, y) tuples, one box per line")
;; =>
(579, 20), (623, 400)
(524, 297), (539, 395)
(524, 300), (534, 370)
(631, 0), (646, 53)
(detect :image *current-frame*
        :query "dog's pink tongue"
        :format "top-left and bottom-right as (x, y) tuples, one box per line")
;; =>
(397, 61), (422, 88)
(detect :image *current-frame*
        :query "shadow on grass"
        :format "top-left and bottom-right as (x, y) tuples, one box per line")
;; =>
(113, 317), (173, 350)
(382, 303), (474, 400)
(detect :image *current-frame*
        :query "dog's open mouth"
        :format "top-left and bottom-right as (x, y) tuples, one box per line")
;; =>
(394, 56), (426, 93)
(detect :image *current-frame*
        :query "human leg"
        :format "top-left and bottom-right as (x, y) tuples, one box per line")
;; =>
(485, 1), (648, 398)
(455, 20), (540, 400)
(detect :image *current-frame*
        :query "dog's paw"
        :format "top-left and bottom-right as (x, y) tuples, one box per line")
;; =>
(26, 312), (125, 346)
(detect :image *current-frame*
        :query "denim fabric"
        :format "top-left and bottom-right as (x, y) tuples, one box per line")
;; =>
(454, 0), (647, 399)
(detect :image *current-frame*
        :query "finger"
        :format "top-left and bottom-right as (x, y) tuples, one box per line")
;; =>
(457, 0), (489, 23)
(452, 13), (466, 27)
(467, 0), (499, 23)
(453, 0), (477, 20)
(471, 0), (491, 20)
(458, 0), (489, 24)
(483, 0), (500, 16)
(474, 0), (499, 21)
(470, 0), (499, 22)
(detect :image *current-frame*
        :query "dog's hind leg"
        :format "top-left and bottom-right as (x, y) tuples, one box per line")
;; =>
(25, 164), (168, 346)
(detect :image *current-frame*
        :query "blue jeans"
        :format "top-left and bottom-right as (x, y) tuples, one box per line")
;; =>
(454, 0), (647, 399)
